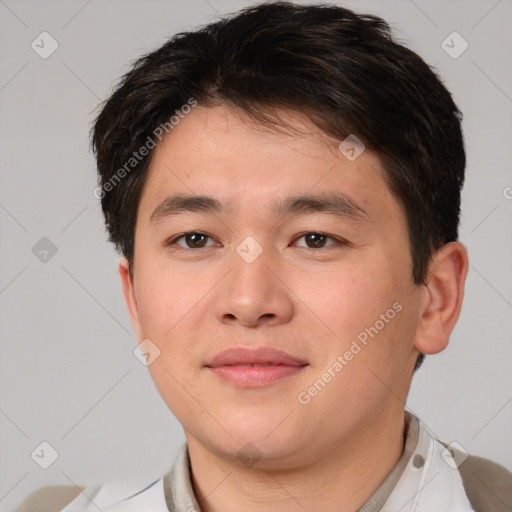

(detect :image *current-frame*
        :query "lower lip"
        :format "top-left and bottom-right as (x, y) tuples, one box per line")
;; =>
(207, 365), (306, 387)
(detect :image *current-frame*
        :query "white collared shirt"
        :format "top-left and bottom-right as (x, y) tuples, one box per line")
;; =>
(60, 413), (475, 512)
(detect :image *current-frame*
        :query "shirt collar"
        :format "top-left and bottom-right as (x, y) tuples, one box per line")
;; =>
(358, 411), (419, 511)
(161, 411), (469, 512)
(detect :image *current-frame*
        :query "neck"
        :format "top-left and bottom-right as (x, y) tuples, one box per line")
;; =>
(186, 409), (406, 512)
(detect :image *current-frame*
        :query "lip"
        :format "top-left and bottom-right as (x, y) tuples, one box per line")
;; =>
(205, 347), (308, 387)
(205, 347), (308, 367)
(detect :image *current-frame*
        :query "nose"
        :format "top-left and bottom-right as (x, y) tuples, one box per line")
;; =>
(212, 243), (294, 328)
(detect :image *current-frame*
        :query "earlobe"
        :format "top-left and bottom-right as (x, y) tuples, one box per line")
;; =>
(118, 258), (142, 339)
(414, 242), (469, 355)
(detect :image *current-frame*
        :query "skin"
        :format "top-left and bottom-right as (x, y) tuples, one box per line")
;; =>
(119, 105), (468, 512)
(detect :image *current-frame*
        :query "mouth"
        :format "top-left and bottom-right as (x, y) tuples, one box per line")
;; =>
(205, 347), (308, 387)
(222, 363), (281, 367)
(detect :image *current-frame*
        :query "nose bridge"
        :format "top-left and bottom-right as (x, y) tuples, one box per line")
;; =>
(213, 237), (294, 327)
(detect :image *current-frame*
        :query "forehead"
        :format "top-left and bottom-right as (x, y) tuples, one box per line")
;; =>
(138, 105), (401, 226)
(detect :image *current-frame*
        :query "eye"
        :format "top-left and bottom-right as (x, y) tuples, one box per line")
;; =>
(169, 232), (217, 249)
(167, 231), (347, 250)
(293, 232), (346, 249)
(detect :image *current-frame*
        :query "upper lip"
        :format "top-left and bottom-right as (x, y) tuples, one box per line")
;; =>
(205, 347), (308, 368)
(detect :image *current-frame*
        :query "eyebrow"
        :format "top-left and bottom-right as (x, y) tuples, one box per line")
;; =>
(149, 192), (369, 223)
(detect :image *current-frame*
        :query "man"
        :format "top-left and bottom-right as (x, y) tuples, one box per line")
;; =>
(14, 1), (512, 511)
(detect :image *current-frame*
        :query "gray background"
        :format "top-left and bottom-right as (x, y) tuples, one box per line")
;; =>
(1, 0), (511, 510)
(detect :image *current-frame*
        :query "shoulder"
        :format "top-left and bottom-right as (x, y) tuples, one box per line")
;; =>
(458, 453), (512, 512)
(11, 485), (86, 512)
(11, 476), (169, 512)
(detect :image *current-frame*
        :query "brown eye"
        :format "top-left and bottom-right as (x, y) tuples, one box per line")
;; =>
(185, 233), (208, 247)
(294, 232), (341, 249)
(171, 232), (215, 249)
(305, 233), (328, 248)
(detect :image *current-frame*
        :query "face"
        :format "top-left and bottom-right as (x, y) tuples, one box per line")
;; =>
(121, 105), (427, 468)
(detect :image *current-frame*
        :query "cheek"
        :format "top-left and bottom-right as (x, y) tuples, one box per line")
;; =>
(299, 263), (397, 342)
(136, 271), (203, 415)
(134, 268), (209, 374)
(135, 267), (202, 337)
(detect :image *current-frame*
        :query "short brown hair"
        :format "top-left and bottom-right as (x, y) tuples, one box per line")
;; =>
(92, 1), (465, 290)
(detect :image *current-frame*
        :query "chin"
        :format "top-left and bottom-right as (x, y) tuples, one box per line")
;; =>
(214, 435), (307, 470)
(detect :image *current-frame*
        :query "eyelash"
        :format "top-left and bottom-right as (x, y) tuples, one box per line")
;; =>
(166, 231), (349, 250)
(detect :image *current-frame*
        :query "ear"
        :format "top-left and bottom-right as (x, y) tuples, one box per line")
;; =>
(414, 241), (469, 355)
(119, 258), (142, 340)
